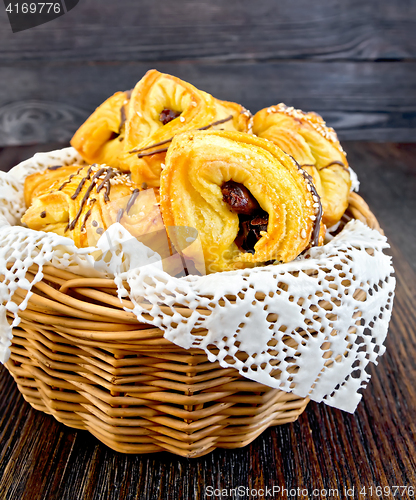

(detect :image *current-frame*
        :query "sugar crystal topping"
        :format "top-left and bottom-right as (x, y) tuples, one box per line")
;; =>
(269, 103), (345, 154)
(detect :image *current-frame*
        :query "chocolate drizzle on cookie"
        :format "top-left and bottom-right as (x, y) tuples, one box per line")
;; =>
(116, 207), (124, 223)
(63, 165), (129, 232)
(293, 158), (323, 248)
(117, 90), (132, 134)
(96, 168), (117, 202)
(57, 162), (141, 234)
(135, 147), (169, 158)
(128, 115), (234, 157)
(47, 165), (63, 171)
(58, 166), (86, 191)
(65, 168), (106, 232)
(80, 198), (96, 232)
(197, 115), (234, 131)
(119, 105), (127, 134)
(115, 188), (141, 223)
(300, 160), (348, 173)
(71, 165), (95, 200)
(319, 160), (349, 173)
(126, 188), (140, 214)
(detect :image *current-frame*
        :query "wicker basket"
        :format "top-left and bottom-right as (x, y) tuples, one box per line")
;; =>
(5, 192), (379, 458)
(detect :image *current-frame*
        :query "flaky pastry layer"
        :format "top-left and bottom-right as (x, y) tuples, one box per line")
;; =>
(253, 104), (351, 227)
(160, 130), (323, 273)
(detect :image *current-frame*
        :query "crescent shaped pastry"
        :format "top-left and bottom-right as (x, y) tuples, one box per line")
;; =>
(160, 130), (323, 274)
(252, 104), (351, 227)
(70, 70), (252, 189)
(21, 164), (163, 249)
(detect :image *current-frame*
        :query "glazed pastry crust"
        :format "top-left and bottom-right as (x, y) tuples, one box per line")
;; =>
(21, 164), (163, 249)
(160, 130), (322, 273)
(124, 71), (252, 188)
(253, 104), (351, 227)
(70, 70), (252, 189)
(24, 164), (82, 208)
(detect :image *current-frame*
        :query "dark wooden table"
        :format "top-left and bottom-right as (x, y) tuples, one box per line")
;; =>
(0, 141), (415, 499)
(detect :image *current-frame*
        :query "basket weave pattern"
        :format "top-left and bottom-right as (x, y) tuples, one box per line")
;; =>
(5, 193), (379, 457)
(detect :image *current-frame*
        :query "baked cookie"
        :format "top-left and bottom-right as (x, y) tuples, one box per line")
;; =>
(71, 70), (252, 188)
(253, 104), (351, 227)
(22, 164), (164, 249)
(160, 130), (324, 273)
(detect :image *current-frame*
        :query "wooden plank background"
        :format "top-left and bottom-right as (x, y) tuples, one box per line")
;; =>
(0, 0), (415, 147)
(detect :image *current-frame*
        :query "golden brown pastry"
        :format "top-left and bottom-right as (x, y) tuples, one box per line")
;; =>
(71, 70), (252, 188)
(22, 164), (165, 249)
(24, 164), (82, 208)
(160, 130), (324, 274)
(253, 104), (351, 227)
(71, 91), (132, 171)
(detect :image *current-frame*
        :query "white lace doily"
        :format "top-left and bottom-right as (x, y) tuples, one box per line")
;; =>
(0, 147), (395, 413)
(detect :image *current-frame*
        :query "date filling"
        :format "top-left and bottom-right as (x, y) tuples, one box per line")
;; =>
(221, 181), (269, 254)
(159, 108), (181, 125)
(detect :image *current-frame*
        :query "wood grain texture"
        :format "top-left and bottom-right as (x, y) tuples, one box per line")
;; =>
(0, 61), (415, 146)
(0, 0), (415, 62)
(0, 0), (415, 145)
(0, 141), (415, 499)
